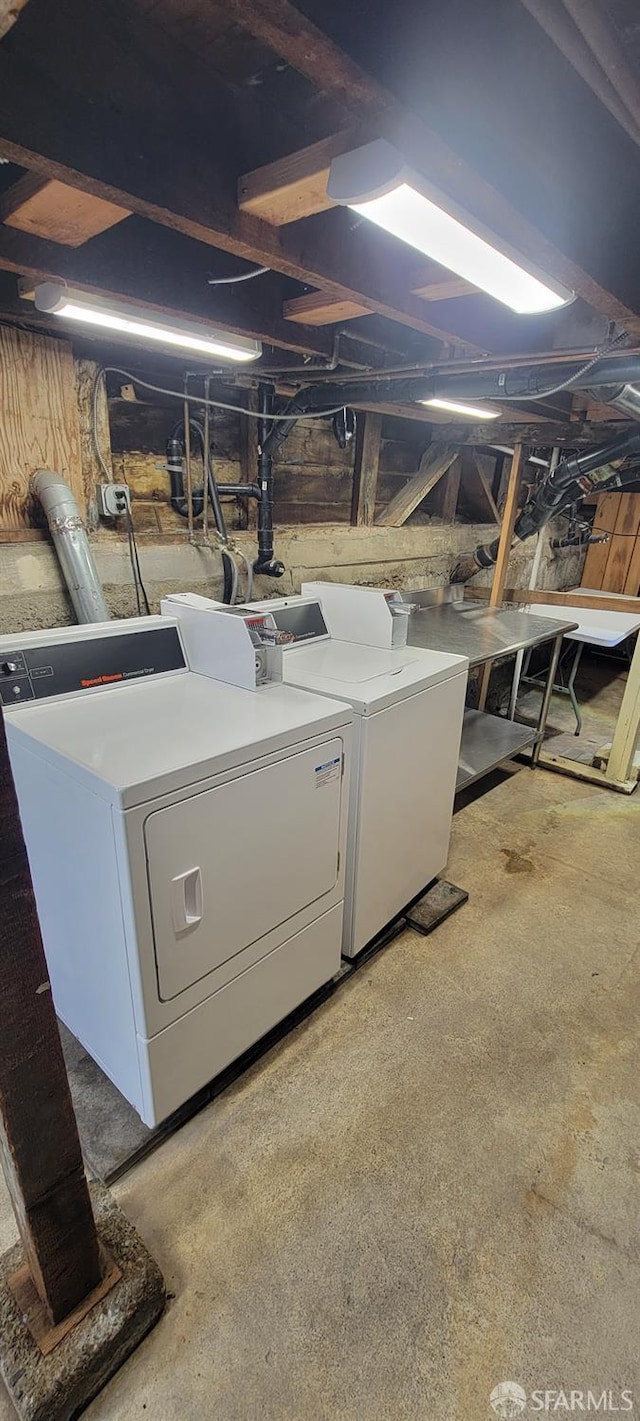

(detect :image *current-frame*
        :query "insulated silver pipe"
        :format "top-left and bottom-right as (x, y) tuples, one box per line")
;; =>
(31, 470), (110, 623)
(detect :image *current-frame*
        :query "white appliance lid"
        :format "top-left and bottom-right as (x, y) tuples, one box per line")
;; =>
(281, 639), (467, 713)
(6, 673), (352, 808)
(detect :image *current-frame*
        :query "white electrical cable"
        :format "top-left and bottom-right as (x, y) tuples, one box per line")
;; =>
(207, 266), (270, 285)
(100, 367), (347, 422)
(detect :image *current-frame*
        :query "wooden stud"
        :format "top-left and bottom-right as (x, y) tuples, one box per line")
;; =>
(487, 445), (526, 607)
(471, 451), (500, 523)
(375, 444), (459, 527)
(0, 708), (102, 1326)
(0, 173), (130, 247)
(351, 411), (382, 526)
(284, 291), (370, 326)
(477, 443), (525, 708)
(436, 457), (462, 522)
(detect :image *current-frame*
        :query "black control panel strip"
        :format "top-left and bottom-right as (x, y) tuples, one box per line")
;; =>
(0, 627), (185, 706)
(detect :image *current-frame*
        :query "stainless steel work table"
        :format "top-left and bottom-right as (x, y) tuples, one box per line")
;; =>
(399, 591), (579, 790)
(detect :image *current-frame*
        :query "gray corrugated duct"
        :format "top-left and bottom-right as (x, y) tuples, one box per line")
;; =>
(31, 470), (110, 623)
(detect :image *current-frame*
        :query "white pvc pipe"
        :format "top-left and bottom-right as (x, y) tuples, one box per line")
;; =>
(31, 470), (110, 623)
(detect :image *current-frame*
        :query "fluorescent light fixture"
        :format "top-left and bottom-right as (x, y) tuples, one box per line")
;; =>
(33, 283), (262, 362)
(328, 141), (574, 315)
(422, 397), (501, 419)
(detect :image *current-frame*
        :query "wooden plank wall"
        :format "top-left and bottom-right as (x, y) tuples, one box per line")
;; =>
(581, 492), (640, 594)
(0, 326), (84, 540)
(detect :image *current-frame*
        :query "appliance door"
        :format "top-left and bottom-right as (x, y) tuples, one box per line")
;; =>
(350, 673), (466, 954)
(145, 738), (344, 1000)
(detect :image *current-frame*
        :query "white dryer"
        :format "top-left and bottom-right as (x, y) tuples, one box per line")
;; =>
(1, 616), (352, 1125)
(163, 593), (467, 959)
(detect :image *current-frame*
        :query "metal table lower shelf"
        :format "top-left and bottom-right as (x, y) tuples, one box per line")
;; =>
(397, 588), (579, 790)
(456, 710), (538, 789)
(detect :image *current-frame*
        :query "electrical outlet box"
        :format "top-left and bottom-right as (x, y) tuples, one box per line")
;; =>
(98, 483), (131, 518)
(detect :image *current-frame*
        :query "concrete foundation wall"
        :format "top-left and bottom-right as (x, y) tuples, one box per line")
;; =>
(0, 521), (583, 634)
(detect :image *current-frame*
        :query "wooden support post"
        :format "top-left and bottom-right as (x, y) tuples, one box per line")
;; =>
(605, 632), (640, 784)
(0, 709), (102, 1326)
(375, 443), (459, 527)
(477, 443), (525, 709)
(351, 411), (382, 526)
(436, 457), (462, 522)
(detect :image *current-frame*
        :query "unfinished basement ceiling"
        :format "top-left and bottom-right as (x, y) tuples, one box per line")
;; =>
(1, 0), (640, 443)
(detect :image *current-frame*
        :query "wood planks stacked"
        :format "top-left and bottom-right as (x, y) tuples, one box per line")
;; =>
(581, 492), (640, 595)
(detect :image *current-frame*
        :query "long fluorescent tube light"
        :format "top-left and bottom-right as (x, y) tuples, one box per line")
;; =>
(328, 141), (574, 315)
(422, 397), (501, 420)
(33, 283), (262, 362)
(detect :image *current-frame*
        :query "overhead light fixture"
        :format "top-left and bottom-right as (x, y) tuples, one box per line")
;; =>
(422, 396), (501, 420)
(327, 141), (574, 316)
(32, 283), (262, 362)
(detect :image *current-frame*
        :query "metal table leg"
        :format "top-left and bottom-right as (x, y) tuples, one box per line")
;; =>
(566, 640), (584, 736)
(531, 632), (564, 767)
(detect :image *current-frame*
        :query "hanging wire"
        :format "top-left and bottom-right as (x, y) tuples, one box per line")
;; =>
(100, 368), (347, 421)
(124, 505), (151, 614)
(207, 266), (270, 284)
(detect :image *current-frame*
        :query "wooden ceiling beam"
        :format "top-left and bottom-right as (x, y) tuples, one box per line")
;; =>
(0, 220), (338, 358)
(228, 0), (640, 337)
(519, 0), (640, 150)
(0, 48), (498, 352)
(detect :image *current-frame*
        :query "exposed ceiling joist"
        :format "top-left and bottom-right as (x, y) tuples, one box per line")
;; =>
(0, 220), (339, 358)
(0, 172), (130, 247)
(519, 0), (640, 150)
(0, 48), (506, 353)
(227, 0), (640, 337)
(561, 0), (640, 139)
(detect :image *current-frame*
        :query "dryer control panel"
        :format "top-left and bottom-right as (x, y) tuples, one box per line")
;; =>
(0, 625), (185, 707)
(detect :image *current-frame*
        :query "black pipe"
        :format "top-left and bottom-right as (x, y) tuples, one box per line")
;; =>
(451, 426), (640, 581)
(254, 383), (285, 578)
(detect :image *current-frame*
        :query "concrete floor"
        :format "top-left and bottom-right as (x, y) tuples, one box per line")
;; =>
(0, 717), (639, 1418)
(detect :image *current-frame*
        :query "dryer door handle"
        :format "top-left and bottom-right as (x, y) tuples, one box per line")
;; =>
(171, 867), (203, 934)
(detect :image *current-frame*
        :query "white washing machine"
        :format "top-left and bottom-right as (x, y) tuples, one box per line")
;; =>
(163, 593), (467, 959)
(0, 615), (352, 1125)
